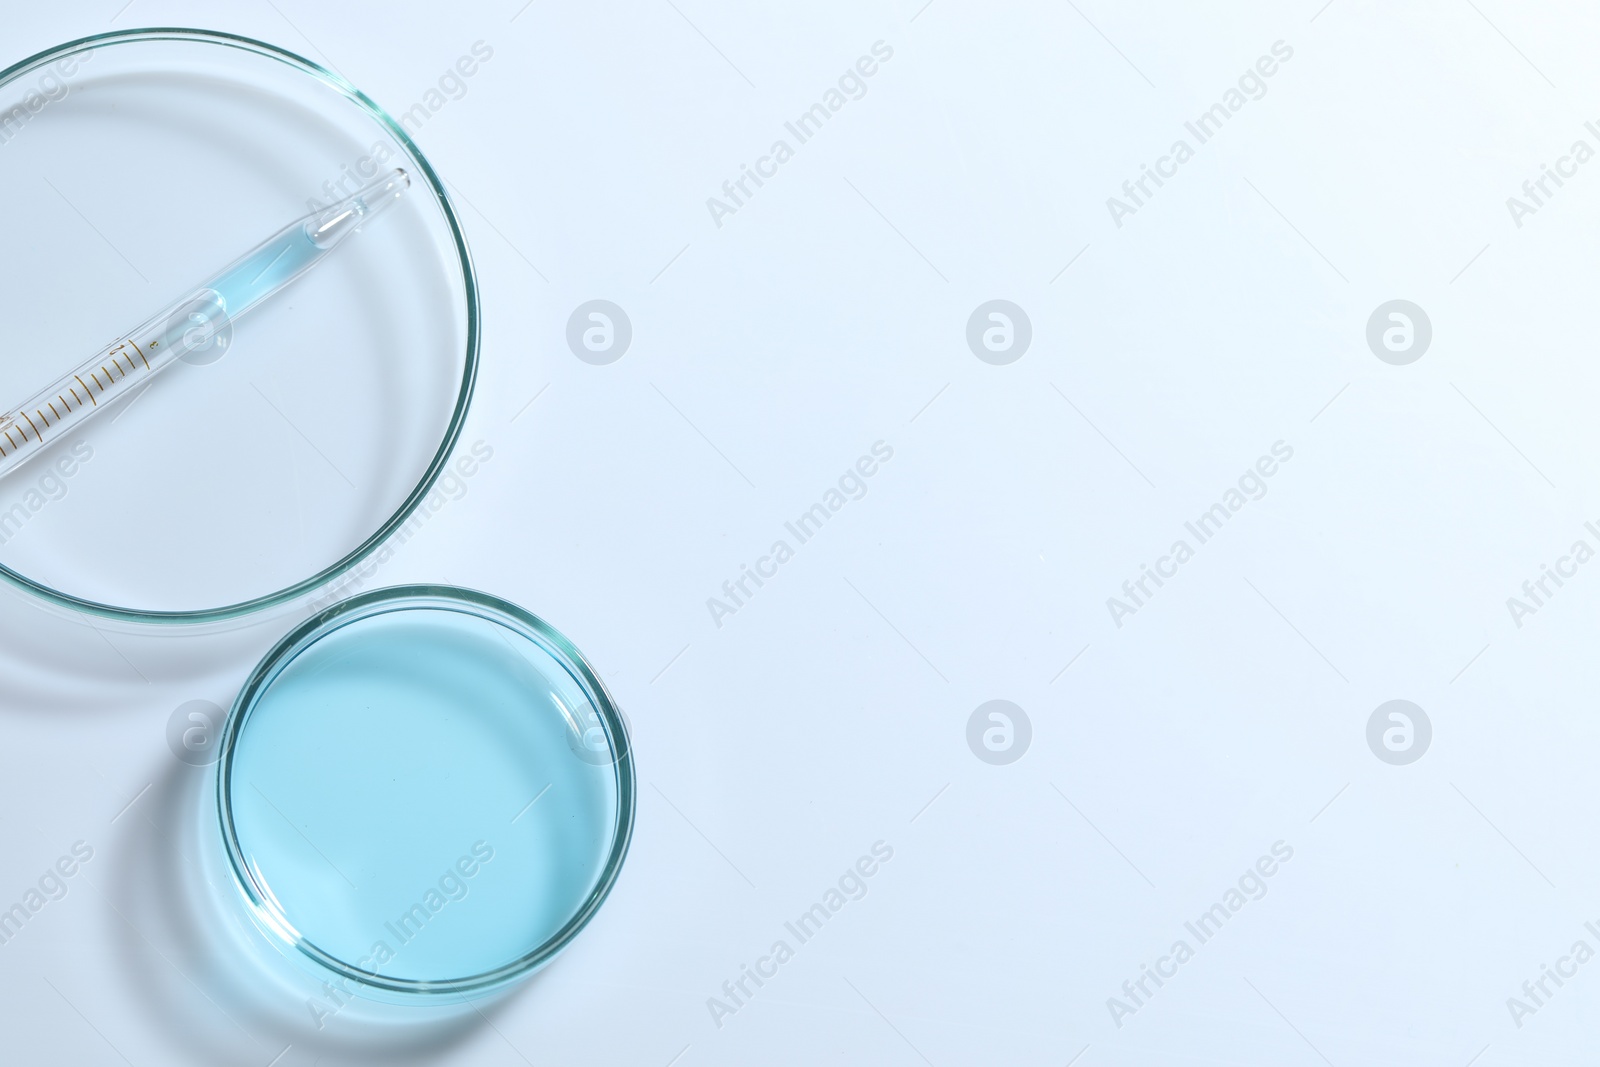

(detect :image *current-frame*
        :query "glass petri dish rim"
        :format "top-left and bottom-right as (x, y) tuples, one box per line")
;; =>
(216, 584), (638, 997)
(0, 28), (480, 626)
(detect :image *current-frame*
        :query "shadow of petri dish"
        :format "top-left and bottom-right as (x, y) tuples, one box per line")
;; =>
(0, 30), (476, 625)
(110, 754), (499, 1066)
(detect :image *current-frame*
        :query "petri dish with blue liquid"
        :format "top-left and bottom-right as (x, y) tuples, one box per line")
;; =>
(218, 586), (635, 998)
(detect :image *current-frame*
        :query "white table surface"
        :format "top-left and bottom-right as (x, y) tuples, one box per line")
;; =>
(4, 1), (1600, 1064)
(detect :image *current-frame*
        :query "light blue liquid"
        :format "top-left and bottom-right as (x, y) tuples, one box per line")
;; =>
(212, 224), (324, 315)
(226, 607), (622, 984)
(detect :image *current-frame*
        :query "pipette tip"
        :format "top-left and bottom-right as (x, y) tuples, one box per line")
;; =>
(309, 169), (410, 249)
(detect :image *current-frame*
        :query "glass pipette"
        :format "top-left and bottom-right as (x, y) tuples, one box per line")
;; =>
(0, 169), (410, 482)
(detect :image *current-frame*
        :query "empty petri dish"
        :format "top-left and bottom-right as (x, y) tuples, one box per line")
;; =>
(216, 586), (635, 998)
(0, 30), (477, 623)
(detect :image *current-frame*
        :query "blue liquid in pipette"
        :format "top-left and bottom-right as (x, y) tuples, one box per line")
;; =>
(226, 608), (621, 982)
(212, 226), (325, 315)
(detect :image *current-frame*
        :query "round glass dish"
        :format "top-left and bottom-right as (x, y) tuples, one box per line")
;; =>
(0, 30), (477, 624)
(216, 586), (635, 999)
